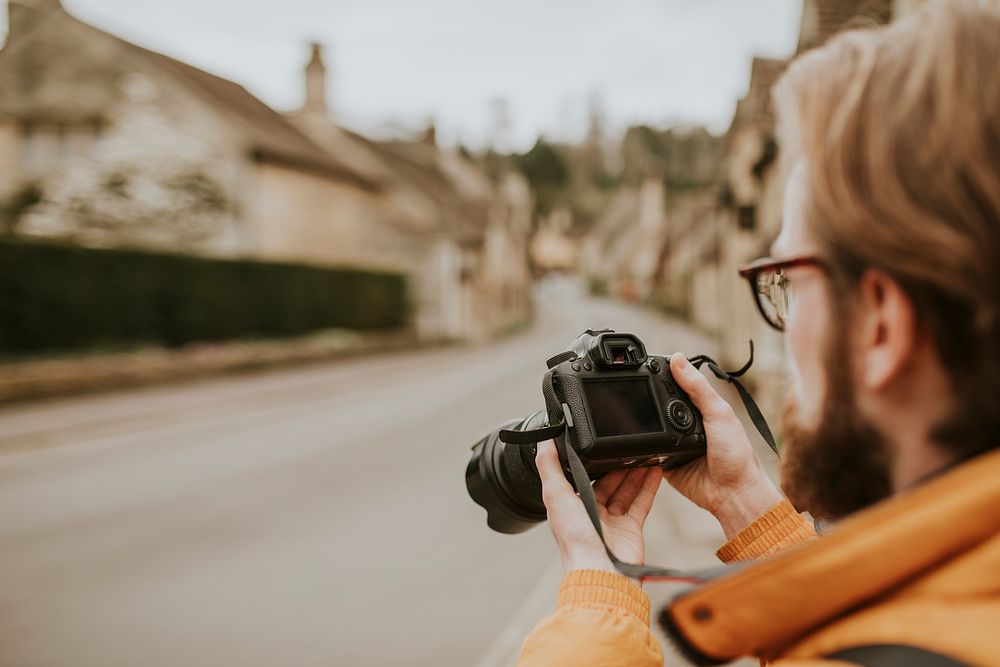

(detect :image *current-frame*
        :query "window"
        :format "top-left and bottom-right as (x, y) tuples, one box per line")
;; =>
(20, 122), (40, 174)
(56, 124), (69, 158)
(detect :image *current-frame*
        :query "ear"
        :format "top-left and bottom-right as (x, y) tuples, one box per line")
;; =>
(855, 269), (918, 389)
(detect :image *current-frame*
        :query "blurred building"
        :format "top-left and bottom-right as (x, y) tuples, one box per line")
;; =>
(645, 0), (918, 413)
(0, 0), (532, 342)
(530, 207), (578, 274)
(579, 177), (668, 303)
(579, 124), (724, 306)
(653, 189), (727, 331)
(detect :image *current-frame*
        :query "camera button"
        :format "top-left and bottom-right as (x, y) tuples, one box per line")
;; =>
(666, 399), (695, 432)
(571, 362), (581, 371)
(662, 369), (677, 394)
(681, 434), (707, 448)
(646, 359), (660, 373)
(583, 362), (593, 371)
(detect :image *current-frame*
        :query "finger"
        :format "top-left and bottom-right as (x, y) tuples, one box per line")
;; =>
(605, 467), (652, 515)
(536, 441), (605, 554)
(669, 353), (734, 420)
(593, 470), (627, 504)
(535, 440), (574, 498)
(627, 467), (663, 523)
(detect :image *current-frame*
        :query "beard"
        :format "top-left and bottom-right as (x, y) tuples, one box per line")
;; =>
(778, 331), (893, 521)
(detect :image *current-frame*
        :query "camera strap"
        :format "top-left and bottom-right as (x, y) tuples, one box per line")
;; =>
(559, 421), (750, 583)
(688, 341), (778, 456)
(499, 341), (777, 582)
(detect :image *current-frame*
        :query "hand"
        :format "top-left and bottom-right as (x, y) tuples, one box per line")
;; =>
(535, 440), (662, 574)
(663, 353), (784, 538)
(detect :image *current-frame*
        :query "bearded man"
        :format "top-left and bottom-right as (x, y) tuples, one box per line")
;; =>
(516, 2), (1000, 665)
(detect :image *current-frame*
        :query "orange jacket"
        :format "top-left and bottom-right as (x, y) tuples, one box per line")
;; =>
(517, 448), (1000, 666)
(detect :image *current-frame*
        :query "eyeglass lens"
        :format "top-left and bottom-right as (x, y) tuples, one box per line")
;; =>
(754, 268), (793, 330)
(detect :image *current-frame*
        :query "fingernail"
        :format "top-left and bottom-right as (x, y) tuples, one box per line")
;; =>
(673, 353), (688, 369)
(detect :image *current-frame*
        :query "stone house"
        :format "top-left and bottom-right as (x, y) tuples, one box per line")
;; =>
(530, 207), (578, 274)
(651, 1), (919, 418)
(714, 54), (791, 399)
(284, 44), (533, 339)
(653, 189), (728, 331)
(654, 0), (921, 412)
(580, 125), (723, 305)
(579, 177), (668, 303)
(0, 0), (532, 342)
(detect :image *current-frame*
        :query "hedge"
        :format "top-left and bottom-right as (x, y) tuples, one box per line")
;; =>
(0, 238), (408, 356)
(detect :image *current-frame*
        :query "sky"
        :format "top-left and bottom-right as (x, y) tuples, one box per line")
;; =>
(3, 0), (802, 150)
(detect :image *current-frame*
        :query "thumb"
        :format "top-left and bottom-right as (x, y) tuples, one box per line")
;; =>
(669, 353), (733, 420)
(535, 440), (574, 496)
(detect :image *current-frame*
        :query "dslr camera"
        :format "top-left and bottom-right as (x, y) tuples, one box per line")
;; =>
(466, 329), (707, 534)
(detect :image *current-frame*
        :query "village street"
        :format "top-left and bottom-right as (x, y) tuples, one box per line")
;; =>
(0, 282), (765, 667)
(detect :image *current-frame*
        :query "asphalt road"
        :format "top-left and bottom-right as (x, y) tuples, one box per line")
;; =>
(0, 281), (766, 666)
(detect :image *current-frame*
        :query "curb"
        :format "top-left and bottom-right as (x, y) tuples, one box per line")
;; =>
(0, 328), (438, 406)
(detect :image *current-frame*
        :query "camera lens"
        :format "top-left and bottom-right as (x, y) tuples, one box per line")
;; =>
(465, 411), (548, 533)
(666, 399), (695, 432)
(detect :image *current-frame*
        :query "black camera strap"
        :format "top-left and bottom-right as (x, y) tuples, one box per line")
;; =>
(688, 341), (778, 456)
(560, 420), (746, 583)
(499, 341), (777, 583)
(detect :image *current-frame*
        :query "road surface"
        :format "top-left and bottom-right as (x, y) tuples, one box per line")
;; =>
(0, 281), (767, 666)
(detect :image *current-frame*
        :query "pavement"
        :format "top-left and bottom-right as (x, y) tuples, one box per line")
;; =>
(0, 328), (419, 405)
(0, 279), (768, 666)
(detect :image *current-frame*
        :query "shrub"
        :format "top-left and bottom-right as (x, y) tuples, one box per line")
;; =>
(0, 183), (43, 234)
(587, 275), (609, 296)
(0, 239), (408, 356)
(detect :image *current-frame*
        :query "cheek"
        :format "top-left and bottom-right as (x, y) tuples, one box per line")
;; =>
(786, 284), (830, 423)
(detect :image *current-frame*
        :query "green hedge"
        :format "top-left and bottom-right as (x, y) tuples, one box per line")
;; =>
(0, 239), (409, 356)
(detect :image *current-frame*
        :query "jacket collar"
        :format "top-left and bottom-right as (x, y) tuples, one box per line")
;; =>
(660, 448), (1000, 665)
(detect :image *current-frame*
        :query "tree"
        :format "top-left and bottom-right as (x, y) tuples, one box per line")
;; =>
(513, 139), (569, 216)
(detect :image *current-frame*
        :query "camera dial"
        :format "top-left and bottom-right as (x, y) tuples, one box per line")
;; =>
(665, 399), (695, 433)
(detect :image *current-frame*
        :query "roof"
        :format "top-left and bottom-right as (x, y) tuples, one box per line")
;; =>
(727, 57), (788, 136)
(725, 1), (894, 138)
(119, 41), (379, 191)
(1, 6), (379, 190)
(797, 0), (893, 53)
(281, 117), (495, 244)
(365, 138), (493, 246)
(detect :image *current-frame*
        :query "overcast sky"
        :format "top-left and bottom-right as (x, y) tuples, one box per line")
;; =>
(4, 0), (802, 150)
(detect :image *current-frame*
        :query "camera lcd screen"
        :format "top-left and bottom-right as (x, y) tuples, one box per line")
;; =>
(583, 378), (662, 437)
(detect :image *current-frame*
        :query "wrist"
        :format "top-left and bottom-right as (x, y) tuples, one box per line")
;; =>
(562, 550), (616, 575)
(710, 476), (784, 539)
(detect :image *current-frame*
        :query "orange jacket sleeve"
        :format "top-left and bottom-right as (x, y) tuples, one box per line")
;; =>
(716, 498), (817, 563)
(516, 500), (816, 666)
(517, 569), (664, 667)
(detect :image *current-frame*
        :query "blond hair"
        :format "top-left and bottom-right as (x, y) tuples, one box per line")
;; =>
(773, 0), (1000, 454)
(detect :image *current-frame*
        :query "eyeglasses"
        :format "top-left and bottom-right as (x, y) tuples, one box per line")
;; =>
(737, 255), (825, 331)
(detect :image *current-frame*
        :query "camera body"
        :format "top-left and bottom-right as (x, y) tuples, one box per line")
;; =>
(544, 329), (706, 474)
(466, 329), (707, 534)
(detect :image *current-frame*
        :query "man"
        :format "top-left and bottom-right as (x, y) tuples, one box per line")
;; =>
(517, 1), (1000, 665)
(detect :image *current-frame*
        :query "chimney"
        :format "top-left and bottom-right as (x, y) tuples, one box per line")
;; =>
(422, 121), (437, 146)
(303, 42), (328, 114)
(7, 0), (63, 44)
(796, 0), (820, 53)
